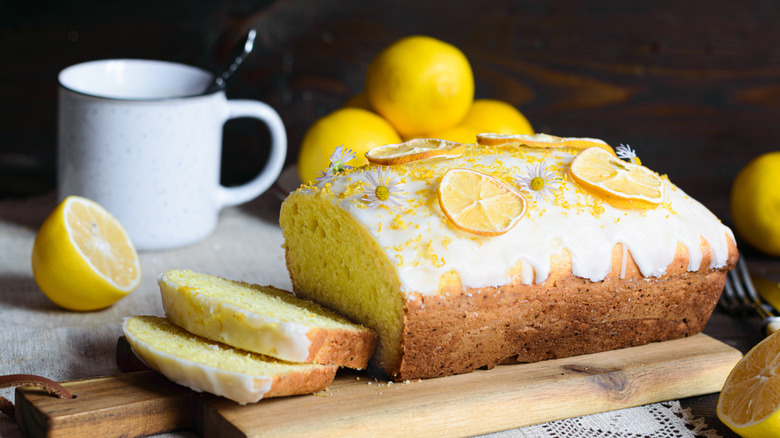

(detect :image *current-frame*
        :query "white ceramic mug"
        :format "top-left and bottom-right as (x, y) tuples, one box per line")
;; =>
(57, 59), (286, 250)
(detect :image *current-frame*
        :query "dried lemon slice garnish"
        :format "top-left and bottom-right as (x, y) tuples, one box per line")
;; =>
(569, 146), (664, 209)
(476, 132), (616, 156)
(438, 168), (527, 236)
(365, 138), (465, 165)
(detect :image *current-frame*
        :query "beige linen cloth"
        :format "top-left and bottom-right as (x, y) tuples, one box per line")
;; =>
(0, 192), (721, 437)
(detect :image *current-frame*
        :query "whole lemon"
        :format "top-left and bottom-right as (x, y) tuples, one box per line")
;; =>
(297, 108), (401, 184)
(730, 151), (780, 256)
(366, 35), (474, 137)
(459, 99), (534, 136)
(420, 99), (534, 143)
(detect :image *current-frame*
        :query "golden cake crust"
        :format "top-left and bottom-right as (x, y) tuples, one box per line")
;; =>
(393, 239), (737, 380)
(264, 365), (337, 398)
(305, 326), (378, 369)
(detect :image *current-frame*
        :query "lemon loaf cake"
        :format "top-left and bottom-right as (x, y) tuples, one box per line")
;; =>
(279, 135), (738, 380)
(159, 269), (377, 369)
(123, 316), (337, 404)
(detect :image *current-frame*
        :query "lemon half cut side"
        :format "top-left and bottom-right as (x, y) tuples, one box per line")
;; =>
(717, 329), (780, 438)
(32, 196), (141, 311)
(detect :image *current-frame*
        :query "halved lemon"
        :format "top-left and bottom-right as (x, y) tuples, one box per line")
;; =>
(476, 132), (616, 156)
(31, 196), (141, 311)
(569, 146), (664, 210)
(438, 168), (527, 236)
(717, 329), (780, 438)
(365, 138), (465, 165)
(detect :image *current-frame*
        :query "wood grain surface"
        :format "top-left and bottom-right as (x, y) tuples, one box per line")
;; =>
(15, 371), (193, 438)
(14, 334), (741, 438)
(2, 0), (780, 223)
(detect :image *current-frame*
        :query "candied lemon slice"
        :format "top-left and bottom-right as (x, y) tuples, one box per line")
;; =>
(32, 196), (141, 311)
(476, 132), (616, 156)
(569, 146), (664, 209)
(438, 168), (526, 236)
(365, 138), (465, 165)
(717, 329), (780, 438)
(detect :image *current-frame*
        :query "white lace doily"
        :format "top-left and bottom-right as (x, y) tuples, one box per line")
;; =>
(478, 401), (720, 438)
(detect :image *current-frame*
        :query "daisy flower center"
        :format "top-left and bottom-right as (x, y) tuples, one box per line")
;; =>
(530, 176), (545, 191)
(332, 161), (348, 173)
(362, 166), (406, 210)
(375, 185), (390, 201)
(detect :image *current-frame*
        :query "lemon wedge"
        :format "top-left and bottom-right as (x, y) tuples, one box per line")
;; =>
(717, 329), (780, 437)
(31, 196), (141, 311)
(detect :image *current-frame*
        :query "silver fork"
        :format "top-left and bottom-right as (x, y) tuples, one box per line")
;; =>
(719, 256), (780, 335)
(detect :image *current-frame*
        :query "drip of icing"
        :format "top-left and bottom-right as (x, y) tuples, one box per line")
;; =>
(520, 259), (534, 284)
(123, 321), (274, 404)
(620, 244), (628, 279)
(310, 145), (735, 296)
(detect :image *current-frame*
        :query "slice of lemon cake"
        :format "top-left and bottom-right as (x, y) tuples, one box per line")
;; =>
(123, 316), (336, 404)
(159, 269), (377, 369)
(279, 135), (738, 380)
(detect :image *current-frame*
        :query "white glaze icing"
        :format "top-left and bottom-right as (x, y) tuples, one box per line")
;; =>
(123, 319), (273, 404)
(304, 144), (735, 295)
(158, 274), (313, 363)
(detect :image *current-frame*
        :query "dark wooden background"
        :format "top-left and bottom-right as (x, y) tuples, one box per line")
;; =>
(4, 0), (780, 228)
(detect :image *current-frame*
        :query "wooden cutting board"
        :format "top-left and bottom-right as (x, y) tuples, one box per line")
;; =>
(14, 333), (741, 438)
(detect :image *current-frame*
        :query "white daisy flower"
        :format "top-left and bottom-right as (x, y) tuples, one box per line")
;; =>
(315, 145), (357, 183)
(314, 169), (333, 183)
(362, 167), (406, 209)
(515, 160), (561, 203)
(615, 144), (641, 165)
(329, 144), (356, 173)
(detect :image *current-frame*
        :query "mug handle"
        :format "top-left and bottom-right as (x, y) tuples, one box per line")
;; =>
(217, 100), (287, 208)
